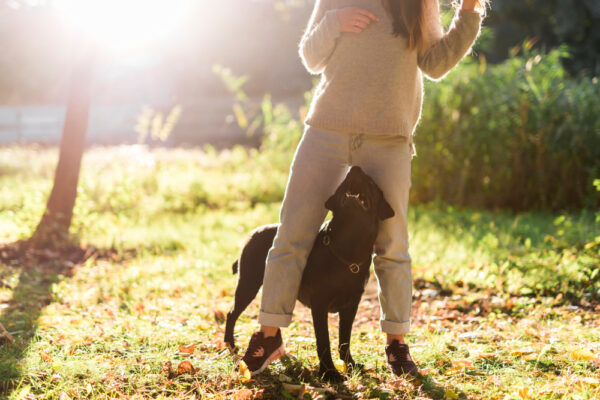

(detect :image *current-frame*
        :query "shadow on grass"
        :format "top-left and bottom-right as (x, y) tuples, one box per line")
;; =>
(226, 355), (468, 400)
(0, 240), (134, 397)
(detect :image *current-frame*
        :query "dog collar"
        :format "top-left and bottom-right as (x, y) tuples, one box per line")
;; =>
(322, 233), (368, 274)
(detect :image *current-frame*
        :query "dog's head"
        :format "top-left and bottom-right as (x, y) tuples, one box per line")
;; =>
(325, 166), (394, 231)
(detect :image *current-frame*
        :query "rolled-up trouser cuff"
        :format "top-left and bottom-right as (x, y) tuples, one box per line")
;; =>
(259, 311), (293, 328)
(380, 319), (411, 335)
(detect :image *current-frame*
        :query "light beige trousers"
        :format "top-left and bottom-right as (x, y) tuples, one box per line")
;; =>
(259, 125), (413, 334)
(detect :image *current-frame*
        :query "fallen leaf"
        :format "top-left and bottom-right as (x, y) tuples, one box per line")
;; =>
(176, 360), (195, 376)
(178, 344), (195, 356)
(41, 351), (53, 362)
(238, 360), (252, 382)
(569, 348), (598, 362)
(444, 390), (459, 399)
(214, 310), (226, 323)
(522, 353), (538, 361)
(511, 347), (536, 356)
(134, 303), (145, 315)
(451, 360), (474, 369)
(517, 387), (532, 399)
(233, 388), (253, 400)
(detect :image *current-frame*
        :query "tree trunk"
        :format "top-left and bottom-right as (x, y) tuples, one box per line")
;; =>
(31, 42), (94, 245)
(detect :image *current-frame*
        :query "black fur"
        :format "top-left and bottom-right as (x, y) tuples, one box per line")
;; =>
(224, 166), (394, 382)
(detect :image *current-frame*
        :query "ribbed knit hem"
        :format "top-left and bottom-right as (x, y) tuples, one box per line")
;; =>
(258, 311), (293, 328)
(305, 117), (414, 139)
(380, 319), (411, 335)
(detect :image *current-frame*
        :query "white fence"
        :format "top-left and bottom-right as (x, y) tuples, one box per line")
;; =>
(0, 96), (303, 146)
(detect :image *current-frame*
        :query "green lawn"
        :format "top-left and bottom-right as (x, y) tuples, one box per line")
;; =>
(1, 145), (599, 400)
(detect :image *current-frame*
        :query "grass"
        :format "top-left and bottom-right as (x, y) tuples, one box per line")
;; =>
(0, 145), (599, 400)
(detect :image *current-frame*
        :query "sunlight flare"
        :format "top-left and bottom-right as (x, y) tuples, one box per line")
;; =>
(55, 0), (193, 52)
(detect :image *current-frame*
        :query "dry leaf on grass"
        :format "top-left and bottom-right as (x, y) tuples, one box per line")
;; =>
(232, 388), (253, 400)
(41, 351), (53, 362)
(214, 310), (226, 323)
(238, 360), (252, 382)
(176, 360), (195, 376)
(569, 348), (598, 362)
(178, 344), (195, 356)
(444, 390), (459, 399)
(521, 353), (539, 361)
(511, 347), (537, 356)
(451, 360), (475, 369)
(517, 387), (532, 399)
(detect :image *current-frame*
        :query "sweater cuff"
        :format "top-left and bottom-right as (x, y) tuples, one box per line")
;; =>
(323, 9), (342, 39)
(454, 9), (482, 40)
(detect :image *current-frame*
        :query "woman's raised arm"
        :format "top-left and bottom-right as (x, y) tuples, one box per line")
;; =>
(417, 0), (484, 80)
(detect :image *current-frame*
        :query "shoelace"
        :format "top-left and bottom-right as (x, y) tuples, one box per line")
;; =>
(388, 344), (411, 363)
(246, 333), (268, 358)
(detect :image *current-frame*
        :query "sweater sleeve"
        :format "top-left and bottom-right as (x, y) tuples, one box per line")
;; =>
(417, 1), (482, 81)
(299, 0), (342, 75)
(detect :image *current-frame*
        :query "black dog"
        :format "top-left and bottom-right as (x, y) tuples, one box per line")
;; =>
(224, 166), (394, 382)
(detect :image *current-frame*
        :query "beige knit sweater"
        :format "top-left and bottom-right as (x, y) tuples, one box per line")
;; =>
(299, 0), (482, 137)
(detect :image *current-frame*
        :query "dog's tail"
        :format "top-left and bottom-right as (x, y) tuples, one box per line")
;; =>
(232, 260), (239, 274)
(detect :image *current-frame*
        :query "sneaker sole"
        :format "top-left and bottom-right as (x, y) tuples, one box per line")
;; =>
(250, 344), (286, 376)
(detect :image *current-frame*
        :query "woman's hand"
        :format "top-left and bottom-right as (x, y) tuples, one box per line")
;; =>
(461, 0), (485, 14)
(336, 7), (379, 34)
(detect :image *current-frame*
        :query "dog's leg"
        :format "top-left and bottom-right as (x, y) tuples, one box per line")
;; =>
(338, 300), (361, 371)
(311, 300), (345, 383)
(224, 270), (263, 352)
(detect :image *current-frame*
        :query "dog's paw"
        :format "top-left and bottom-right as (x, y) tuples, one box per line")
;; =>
(320, 368), (346, 383)
(344, 361), (364, 374)
(225, 341), (238, 355)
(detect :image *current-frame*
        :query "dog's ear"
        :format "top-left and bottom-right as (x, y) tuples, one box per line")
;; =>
(378, 195), (395, 220)
(325, 192), (338, 211)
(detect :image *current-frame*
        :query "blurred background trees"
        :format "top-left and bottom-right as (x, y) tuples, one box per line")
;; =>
(0, 0), (598, 212)
(1, 0), (597, 106)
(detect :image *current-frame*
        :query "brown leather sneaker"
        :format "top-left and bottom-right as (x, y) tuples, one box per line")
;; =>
(385, 340), (419, 377)
(240, 330), (285, 375)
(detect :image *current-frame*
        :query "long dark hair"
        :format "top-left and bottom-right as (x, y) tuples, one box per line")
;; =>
(387, 0), (428, 51)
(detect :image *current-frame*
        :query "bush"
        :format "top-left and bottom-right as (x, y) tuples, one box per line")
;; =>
(413, 46), (600, 211)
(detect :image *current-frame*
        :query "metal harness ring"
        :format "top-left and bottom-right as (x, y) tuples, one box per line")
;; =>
(349, 264), (360, 274)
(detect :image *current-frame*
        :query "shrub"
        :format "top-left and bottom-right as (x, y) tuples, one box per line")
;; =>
(414, 46), (600, 211)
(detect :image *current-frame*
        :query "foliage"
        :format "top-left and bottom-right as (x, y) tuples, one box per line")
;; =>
(415, 45), (600, 211)
(484, 0), (600, 75)
(134, 105), (183, 145)
(214, 64), (308, 170)
(1, 146), (599, 399)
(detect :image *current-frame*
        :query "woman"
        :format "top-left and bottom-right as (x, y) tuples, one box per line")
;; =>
(241, 0), (485, 377)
